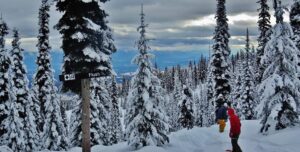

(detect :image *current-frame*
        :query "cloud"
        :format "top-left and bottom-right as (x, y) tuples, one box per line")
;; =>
(0, 0), (295, 53)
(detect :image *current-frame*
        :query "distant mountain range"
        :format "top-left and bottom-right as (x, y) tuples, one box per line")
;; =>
(24, 50), (207, 85)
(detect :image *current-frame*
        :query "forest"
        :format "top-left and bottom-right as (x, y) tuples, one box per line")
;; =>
(0, 0), (300, 152)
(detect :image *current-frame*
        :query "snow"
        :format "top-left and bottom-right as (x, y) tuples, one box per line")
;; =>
(292, 15), (300, 22)
(82, 0), (94, 3)
(66, 110), (72, 122)
(83, 47), (101, 62)
(83, 17), (101, 31)
(31, 120), (300, 152)
(0, 146), (13, 152)
(71, 32), (86, 41)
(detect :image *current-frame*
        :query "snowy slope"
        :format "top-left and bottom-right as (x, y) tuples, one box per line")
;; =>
(86, 120), (300, 152)
(37, 120), (300, 152)
(0, 120), (290, 152)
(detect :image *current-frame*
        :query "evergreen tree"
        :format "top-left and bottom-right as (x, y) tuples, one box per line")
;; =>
(178, 85), (194, 129)
(232, 59), (243, 118)
(193, 62), (198, 86)
(187, 62), (194, 88)
(69, 77), (111, 147)
(194, 84), (207, 127)
(198, 55), (207, 83)
(33, 0), (51, 134)
(56, 0), (116, 147)
(24, 96), (41, 151)
(55, 0), (116, 94)
(169, 70), (182, 131)
(93, 78), (111, 145)
(0, 17), (10, 144)
(161, 68), (167, 90)
(121, 76), (129, 97)
(210, 0), (231, 108)
(32, 1), (68, 150)
(125, 5), (169, 149)
(204, 65), (215, 127)
(2, 29), (28, 152)
(60, 95), (68, 134)
(240, 29), (256, 120)
(109, 77), (122, 144)
(3, 95), (26, 152)
(11, 29), (40, 151)
(290, 0), (300, 70)
(256, 0), (272, 83)
(259, 0), (300, 134)
(42, 91), (68, 150)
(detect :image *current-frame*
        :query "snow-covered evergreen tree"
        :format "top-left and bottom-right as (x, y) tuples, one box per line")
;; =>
(259, 0), (300, 134)
(60, 95), (68, 134)
(194, 84), (207, 127)
(24, 98), (40, 151)
(256, 0), (272, 83)
(193, 62), (198, 87)
(186, 61), (194, 88)
(162, 67), (174, 93)
(69, 77), (111, 147)
(32, 0), (51, 135)
(42, 91), (68, 151)
(92, 78), (110, 145)
(55, 0), (116, 94)
(0, 16), (10, 145)
(125, 5), (169, 149)
(10, 29), (30, 120)
(291, 0), (300, 49)
(290, 0), (300, 73)
(109, 76), (122, 144)
(240, 29), (256, 120)
(32, 1), (68, 150)
(121, 76), (130, 97)
(204, 66), (215, 127)
(3, 95), (26, 152)
(178, 85), (194, 129)
(232, 60), (243, 118)
(169, 70), (182, 131)
(9, 29), (40, 151)
(56, 0), (117, 147)
(1, 29), (27, 152)
(194, 88), (201, 127)
(210, 0), (231, 108)
(198, 55), (208, 83)
(68, 95), (82, 146)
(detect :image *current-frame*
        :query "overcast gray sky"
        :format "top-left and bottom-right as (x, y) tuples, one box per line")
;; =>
(0, 0), (294, 53)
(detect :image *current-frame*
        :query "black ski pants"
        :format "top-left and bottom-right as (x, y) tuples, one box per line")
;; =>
(231, 135), (242, 152)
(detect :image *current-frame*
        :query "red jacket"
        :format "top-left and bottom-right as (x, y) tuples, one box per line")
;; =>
(228, 108), (241, 138)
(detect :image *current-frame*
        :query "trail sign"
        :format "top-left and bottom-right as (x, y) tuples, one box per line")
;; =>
(59, 70), (108, 82)
(59, 71), (108, 152)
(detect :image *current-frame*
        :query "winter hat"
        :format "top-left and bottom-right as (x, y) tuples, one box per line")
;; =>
(227, 108), (235, 116)
(224, 102), (228, 107)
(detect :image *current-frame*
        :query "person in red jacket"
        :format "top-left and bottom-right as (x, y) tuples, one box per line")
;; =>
(228, 107), (242, 152)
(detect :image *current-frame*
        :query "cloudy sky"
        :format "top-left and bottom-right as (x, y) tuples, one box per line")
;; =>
(0, 0), (294, 53)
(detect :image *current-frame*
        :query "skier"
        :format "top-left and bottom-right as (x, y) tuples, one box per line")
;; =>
(228, 107), (242, 152)
(215, 103), (228, 133)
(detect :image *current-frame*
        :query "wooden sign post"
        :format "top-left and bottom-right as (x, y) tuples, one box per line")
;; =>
(59, 71), (107, 152)
(81, 78), (91, 152)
